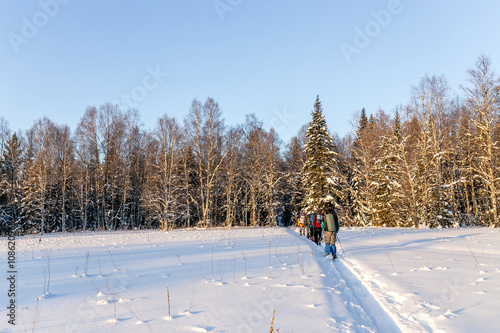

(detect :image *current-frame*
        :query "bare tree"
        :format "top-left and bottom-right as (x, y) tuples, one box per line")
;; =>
(21, 118), (58, 233)
(261, 128), (284, 226)
(411, 74), (454, 227)
(222, 126), (244, 227)
(122, 109), (145, 229)
(184, 98), (226, 226)
(98, 104), (127, 230)
(242, 114), (267, 226)
(75, 107), (100, 231)
(142, 115), (182, 231)
(462, 55), (500, 227)
(54, 125), (75, 232)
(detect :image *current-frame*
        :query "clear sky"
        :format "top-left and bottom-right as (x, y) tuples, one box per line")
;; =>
(1, 0), (499, 144)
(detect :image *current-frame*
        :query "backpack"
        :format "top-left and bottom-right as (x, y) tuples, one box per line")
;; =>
(325, 213), (335, 232)
(298, 213), (305, 227)
(325, 212), (340, 232)
(314, 213), (322, 229)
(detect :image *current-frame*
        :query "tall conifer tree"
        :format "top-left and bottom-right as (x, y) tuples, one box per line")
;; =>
(301, 96), (340, 213)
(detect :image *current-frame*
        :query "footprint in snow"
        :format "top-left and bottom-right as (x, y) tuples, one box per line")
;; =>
(191, 326), (215, 332)
(422, 302), (440, 311)
(439, 309), (456, 319)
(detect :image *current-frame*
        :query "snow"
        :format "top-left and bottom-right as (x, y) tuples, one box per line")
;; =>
(1, 227), (499, 332)
(339, 227), (500, 332)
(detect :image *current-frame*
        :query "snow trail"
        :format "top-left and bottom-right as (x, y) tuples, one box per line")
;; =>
(290, 229), (402, 332)
(332, 258), (403, 332)
(289, 228), (440, 333)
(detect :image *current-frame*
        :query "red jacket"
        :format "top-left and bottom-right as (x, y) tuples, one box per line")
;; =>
(312, 214), (321, 229)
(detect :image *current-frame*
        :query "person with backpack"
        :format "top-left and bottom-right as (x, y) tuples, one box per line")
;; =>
(314, 213), (323, 245)
(298, 212), (307, 236)
(322, 205), (340, 259)
(308, 213), (316, 243)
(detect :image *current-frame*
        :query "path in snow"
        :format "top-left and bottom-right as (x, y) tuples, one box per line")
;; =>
(290, 229), (425, 333)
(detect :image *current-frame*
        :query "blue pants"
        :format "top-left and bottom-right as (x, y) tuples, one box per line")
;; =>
(325, 243), (336, 256)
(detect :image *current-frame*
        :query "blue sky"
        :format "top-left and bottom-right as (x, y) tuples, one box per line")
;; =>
(1, 0), (499, 144)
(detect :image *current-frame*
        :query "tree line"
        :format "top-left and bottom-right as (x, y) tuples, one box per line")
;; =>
(1, 55), (499, 235)
(0, 98), (288, 235)
(339, 55), (500, 229)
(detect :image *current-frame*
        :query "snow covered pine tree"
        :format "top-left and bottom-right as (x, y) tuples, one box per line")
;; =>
(300, 96), (341, 227)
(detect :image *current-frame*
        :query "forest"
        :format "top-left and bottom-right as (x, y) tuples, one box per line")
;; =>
(1, 55), (499, 235)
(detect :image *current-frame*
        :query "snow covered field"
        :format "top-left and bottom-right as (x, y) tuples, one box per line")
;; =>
(1, 227), (499, 332)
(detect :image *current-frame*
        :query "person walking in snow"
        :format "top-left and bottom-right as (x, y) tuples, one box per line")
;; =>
(310, 213), (322, 245)
(322, 205), (340, 259)
(298, 212), (307, 236)
(315, 212), (323, 245)
(308, 213), (315, 242)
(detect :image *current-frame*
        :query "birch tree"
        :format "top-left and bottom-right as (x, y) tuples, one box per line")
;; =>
(261, 128), (283, 226)
(184, 98), (226, 226)
(463, 55), (500, 227)
(242, 114), (268, 226)
(98, 104), (126, 230)
(53, 125), (75, 232)
(21, 118), (57, 233)
(142, 115), (182, 230)
(75, 107), (101, 231)
(222, 126), (244, 227)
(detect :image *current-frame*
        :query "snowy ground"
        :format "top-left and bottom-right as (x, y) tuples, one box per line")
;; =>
(339, 227), (500, 332)
(1, 226), (499, 332)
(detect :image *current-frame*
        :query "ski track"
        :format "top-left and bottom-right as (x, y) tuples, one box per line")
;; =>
(332, 258), (402, 332)
(289, 229), (436, 333)
(338, 256), (445, 333)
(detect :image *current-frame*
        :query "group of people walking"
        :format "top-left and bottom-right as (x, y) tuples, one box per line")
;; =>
(297, 204), (340, 259)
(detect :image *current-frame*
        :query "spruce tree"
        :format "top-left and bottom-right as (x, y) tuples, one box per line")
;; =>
(300, 96), (340, 213)
(350, 109), (373, 226)
(286, 133), (306, 222)
(1, 133), (23, 234)
(357, 108), (368, 137)
(371, 111), (405, 227)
